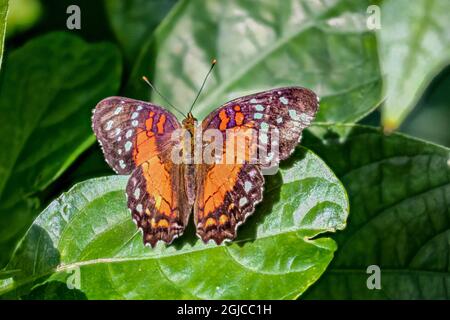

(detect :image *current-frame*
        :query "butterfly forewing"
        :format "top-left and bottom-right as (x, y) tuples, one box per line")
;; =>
(92, 97), (180, 174)
(201, 87), (319, 165)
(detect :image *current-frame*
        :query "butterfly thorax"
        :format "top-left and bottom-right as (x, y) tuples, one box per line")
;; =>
(182, 112), (198, 156)
(182, 112), (198, 136)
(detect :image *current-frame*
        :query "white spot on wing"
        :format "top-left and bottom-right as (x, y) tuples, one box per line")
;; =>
(132, 120), (138, 127)
(244, 181), (252, 193)
(137, 105), (143, 111)
(131, 112), (139, 119)
(289, 109), (300, 120)
(276, 117), (283, 124)
(260, 122), (269, 131)
(280, 96), (288, 105)
(126, 129), (133, 139)
(114, 107), (123, 115)
(105, 120), (113, 130)
(239, 197), (248, 207)
(250, 98), (257, 103)
(255, 104), (264, 111)
(299, 113), (312, 123)
(134, 188), (141, 199)
(115, 128), (121, 136)
(136, 203), (143, 213)
(254, 113), (263, 119)
(125, 141), (132, 152)
(119, 160), (126, 169)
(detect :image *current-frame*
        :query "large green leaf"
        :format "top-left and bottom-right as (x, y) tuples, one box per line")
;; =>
(127, 0), (382, 123)
(0, 0), (8, 69)
(302, 125), (450, 299)
(379, 0), (450, 130)
(104, 0), (177, 64)
(1, 148), (348, 299)
(0, 32), (122, 268)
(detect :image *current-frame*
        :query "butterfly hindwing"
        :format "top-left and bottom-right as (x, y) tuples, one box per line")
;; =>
(92, 97), (180, 174)
(195, 87), (319, 243)
(195, 162), (264, 244)
(127, 150), (192, 247)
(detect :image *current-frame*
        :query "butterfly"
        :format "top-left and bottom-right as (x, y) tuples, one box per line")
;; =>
(92, 64), (319, 248)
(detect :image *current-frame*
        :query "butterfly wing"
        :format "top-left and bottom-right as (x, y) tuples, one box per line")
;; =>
(92, 97), (181, 174)
(92, 97), (191, 247)
(195, 162), (264, 244)
(195, 87), (319, 244)
(201, 87), (319, 166)
(127, 149), (192, 247)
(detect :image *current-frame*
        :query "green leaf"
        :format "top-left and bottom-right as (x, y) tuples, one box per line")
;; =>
(302, 125), (450, 299)
(127, 0), (382, 123)
(104, 0), (177, 63)
(379, 0), (450, 130)
(0, 32), (122, 268)
(1, 148), (348, 299)
(0, 0), (8, 69)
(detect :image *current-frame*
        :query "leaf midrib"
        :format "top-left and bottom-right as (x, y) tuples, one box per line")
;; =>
(54, 216), (335, 273)
(0, 224), (333, 297)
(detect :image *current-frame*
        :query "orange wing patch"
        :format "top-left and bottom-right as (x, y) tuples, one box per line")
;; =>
(133, 129), (158, 166)
(132, 112), (170, 167)
(145, 111), (155, 130)
(233, 105), (244, 126)
(141, 158), (173, 218)
(200, 163), (243, 220)
(157, 114), (166, 134)
(219, 109), (230, 131)
(127, 154), (192, 247)
(194, 162), (264, 245)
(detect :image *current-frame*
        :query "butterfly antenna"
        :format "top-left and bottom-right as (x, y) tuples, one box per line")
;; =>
(142, 76), (185, 117)
(188, 59), (217, 114)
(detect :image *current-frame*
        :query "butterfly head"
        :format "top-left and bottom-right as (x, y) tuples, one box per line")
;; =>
(182, 112), (198, 134)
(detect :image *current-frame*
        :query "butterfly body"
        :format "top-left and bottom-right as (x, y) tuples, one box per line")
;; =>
(92, 87), (318, 247)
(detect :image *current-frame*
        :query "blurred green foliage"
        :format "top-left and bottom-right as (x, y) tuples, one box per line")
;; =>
(6, 0), (42, 37)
